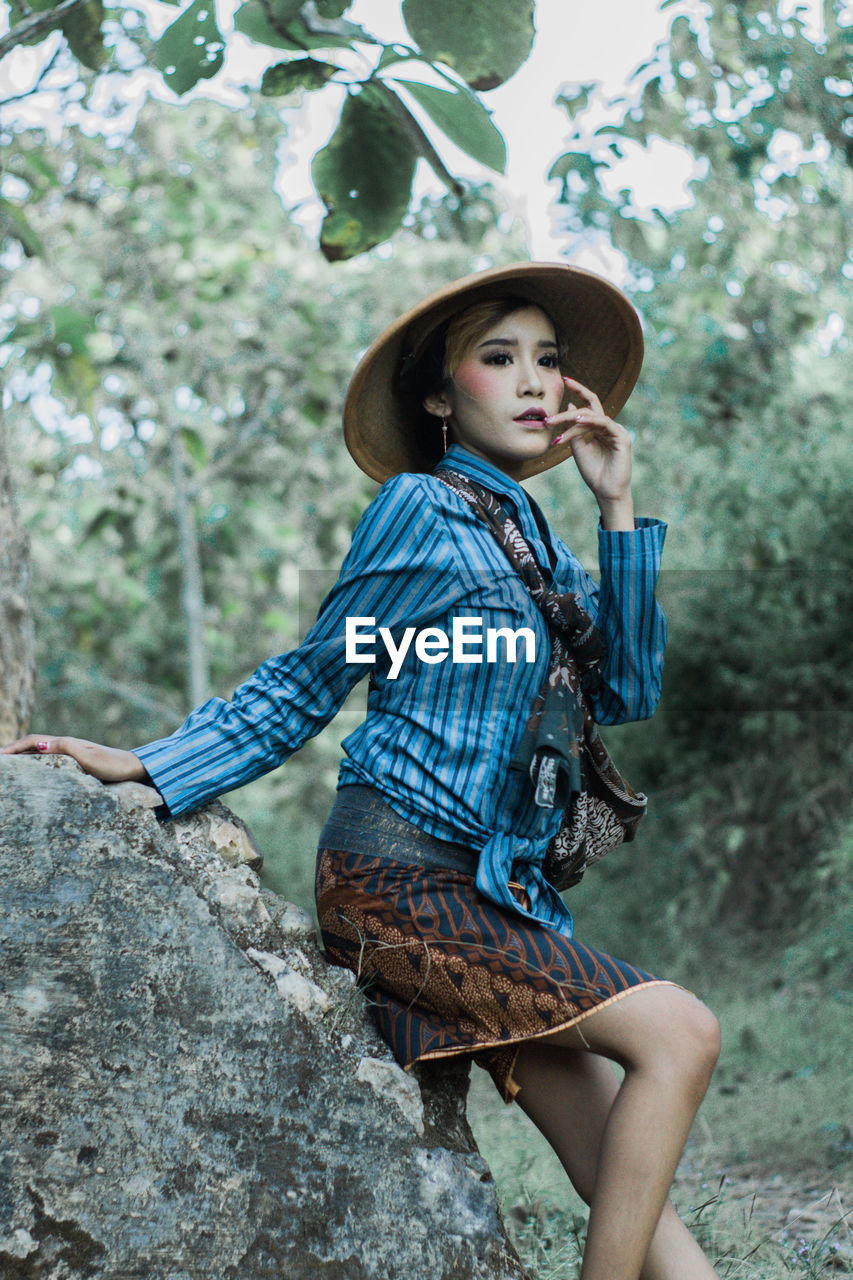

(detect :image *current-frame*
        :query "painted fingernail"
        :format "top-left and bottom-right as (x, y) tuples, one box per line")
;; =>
(37, 741), (49, 752)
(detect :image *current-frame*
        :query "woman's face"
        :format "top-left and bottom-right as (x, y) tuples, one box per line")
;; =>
(424, 306), (565, 477)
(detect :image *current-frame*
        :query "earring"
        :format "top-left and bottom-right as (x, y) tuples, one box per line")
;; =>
(441, 413), (449, 454)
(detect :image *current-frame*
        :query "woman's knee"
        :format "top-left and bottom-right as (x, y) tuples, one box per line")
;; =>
(677, 994), (721, 1085)
(577, 984), (721, 1088)
(638, 989), (720, 1106)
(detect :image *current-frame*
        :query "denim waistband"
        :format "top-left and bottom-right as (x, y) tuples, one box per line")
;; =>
(318, 784), (479, 876)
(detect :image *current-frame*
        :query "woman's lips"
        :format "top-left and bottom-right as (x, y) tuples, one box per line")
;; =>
(514, 408), (548, 423)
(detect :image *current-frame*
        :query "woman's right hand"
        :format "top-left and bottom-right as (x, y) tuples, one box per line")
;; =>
(0, 735), (151, 784)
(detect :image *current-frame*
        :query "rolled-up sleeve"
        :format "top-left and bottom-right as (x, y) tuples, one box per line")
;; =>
(584, 517), (667, 725)
(134, 474), (473, 816)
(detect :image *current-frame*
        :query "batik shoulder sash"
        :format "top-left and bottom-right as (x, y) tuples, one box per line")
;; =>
(436, 468), (647, 890)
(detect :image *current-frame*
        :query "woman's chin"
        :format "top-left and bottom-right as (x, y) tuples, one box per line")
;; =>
(519, 432), (555, 459)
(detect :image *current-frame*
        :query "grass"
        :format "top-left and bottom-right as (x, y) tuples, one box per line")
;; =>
(468, 1071), (851, 1277)
(691, 983), (851, 1173)
(465, 967), (852, 1280)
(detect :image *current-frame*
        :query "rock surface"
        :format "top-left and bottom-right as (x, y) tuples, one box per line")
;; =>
(0, 756), (528, 1280)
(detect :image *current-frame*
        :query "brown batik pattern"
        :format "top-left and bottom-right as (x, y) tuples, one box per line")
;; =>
(315, 848), (669, 1101)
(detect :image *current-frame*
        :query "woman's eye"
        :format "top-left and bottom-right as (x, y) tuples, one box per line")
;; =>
(481, 351), (559, 368)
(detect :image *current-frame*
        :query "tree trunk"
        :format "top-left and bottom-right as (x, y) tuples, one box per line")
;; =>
(0, 415), (35, 741)
(169, 419), (209, 709)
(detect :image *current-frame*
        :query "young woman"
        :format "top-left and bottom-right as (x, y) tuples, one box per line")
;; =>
(2, 263), (722, 1280)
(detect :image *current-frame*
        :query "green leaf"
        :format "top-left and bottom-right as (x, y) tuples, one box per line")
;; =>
(233, 1), (366, 51)
(261, 608), (292, 631)
(82, 507), (120, 542)
(402, 0), (535, 90)
(9, 0), (54, 14)
(548, 151), (602, 186)
(21, 153), (61, 188)
(376, 42), (419, 72)
(311, 85), (417, 260)
(52, 353), (99, 408)
(234, 2), (302, 48)
(556, 82), (596, 116)
(63, 0), (106, 71)
(315, 0), (351, 15)
(180, 426), (208, 469)
(0, 198), (45, 257)
(798, 162), (821, 189)
(50, 305), (94, 355)
(388, 77), (505, 173)
(155, 0), (225, 96)
(303, 11), (378, 46)
(262, 0), (304, 24)
(260, 57), (338, 95)
(2, 318), (42, 346)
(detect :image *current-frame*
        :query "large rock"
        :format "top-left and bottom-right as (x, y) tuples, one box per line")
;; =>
(0, 756), (528, 1280)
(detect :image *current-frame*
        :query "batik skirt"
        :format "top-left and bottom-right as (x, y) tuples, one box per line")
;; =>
(315, 785), (670, 1102)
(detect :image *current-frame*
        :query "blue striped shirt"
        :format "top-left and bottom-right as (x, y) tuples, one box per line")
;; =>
(135, 445), (666, 937)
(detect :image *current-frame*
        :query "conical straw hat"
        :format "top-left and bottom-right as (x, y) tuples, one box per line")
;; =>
(343, 261), (643, 483)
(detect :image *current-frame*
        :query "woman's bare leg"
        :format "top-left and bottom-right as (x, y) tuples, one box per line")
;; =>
(511, 983), (721, 1280)
(512, 1044), (719, 1279)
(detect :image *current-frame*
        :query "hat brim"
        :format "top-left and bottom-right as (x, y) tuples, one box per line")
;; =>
(343, 261), (643, 483)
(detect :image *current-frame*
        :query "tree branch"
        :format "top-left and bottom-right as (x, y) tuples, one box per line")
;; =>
(0, 0), (88, 61)
(168, 416), (210, 707)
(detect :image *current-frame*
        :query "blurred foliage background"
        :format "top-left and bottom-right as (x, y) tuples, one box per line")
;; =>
(1, 0), (851, 1209)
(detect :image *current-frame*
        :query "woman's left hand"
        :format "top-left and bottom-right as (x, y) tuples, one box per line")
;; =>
(547, 378), (634, 522)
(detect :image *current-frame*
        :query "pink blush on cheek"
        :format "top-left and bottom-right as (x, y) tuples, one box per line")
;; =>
(452, 365), (496, 400)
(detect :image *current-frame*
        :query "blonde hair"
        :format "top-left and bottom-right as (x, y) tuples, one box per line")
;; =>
(443, 297), (562, 380)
